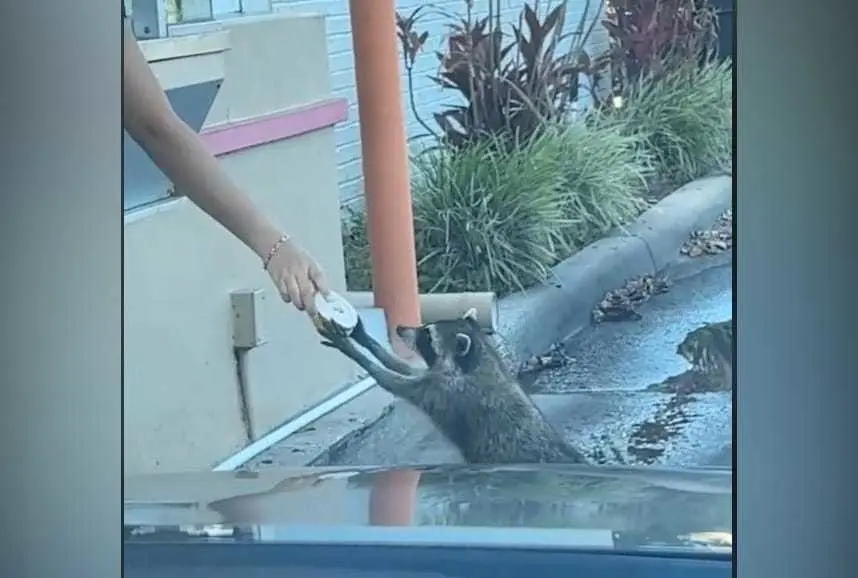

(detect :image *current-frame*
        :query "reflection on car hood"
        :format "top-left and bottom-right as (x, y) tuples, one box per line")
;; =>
(124, 464), (732, 553)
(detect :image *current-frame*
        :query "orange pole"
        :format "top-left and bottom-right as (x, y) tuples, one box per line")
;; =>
(349, 0), (422, 527)
(349, 0), (421, 331)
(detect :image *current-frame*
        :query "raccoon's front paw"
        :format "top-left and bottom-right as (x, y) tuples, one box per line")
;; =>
(316, 324), (340, 347)
(313, 313), (344, 338)
(316, 322), (353, 353)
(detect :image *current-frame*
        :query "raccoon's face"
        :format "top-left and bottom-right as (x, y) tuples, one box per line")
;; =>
(396, 309), (482, 374)
(677, 320), (733, 369)
(676, 335), (697, 364)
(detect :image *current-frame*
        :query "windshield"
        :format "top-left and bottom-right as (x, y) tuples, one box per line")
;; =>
(125, 465), (732, 557)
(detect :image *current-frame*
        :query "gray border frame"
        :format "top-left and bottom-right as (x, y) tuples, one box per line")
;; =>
(1, 0), (857, 576)
(737, 0), (856, 576)
(0, 1), (122, 576)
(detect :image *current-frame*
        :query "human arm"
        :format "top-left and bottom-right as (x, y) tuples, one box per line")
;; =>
(122, 18), (327, 311)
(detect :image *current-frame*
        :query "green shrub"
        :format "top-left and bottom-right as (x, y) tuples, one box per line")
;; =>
(339, 119), (657, 295)
(412, 133), (570, 295)
(339, 2), (732, 298)
(607, 58), (733, 186)
(340, 207), (373, 292)
(550, 120), (653, 247)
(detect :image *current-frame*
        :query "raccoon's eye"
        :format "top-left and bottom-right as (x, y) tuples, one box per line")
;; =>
(454, 333), (472, 356)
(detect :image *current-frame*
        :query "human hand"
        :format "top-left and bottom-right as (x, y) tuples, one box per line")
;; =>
(264, 235), (329, 313)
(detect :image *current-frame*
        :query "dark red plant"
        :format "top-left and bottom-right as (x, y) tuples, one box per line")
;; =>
(396, 1), (602, 149)
(594, 0), (718, 101)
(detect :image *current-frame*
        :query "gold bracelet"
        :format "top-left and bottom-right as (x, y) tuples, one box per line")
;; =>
(262, 234), (290, 271)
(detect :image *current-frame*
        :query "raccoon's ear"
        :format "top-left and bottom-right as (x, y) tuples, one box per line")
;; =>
(462, 308), (479, 323)
(454, 333), (473, 357)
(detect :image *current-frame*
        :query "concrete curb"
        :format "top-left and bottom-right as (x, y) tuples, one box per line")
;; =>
(496, 175), (732, 363)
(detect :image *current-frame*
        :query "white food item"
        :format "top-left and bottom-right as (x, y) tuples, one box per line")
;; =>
(314, 291), (358, 333)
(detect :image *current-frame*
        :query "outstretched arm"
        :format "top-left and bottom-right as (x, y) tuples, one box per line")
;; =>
(349, 321), (424, 376)
(319, 326), (424, 396)
(122, 19), (327, 312)
(122, 20), (281, 263)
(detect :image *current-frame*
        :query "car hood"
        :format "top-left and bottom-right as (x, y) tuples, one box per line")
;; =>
(125, 463), (732, 552)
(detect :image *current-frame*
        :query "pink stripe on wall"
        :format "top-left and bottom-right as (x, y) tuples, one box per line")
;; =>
(201, 98), (348, 156)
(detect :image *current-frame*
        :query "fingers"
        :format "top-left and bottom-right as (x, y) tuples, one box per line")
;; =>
(282, 275), (304, 311)
(308, 263), (330, 297)
(278, 279), (292, 304)
(269, 242), (328, 313)
(279, 272), (321, 314)
(297, 274), (317, 315)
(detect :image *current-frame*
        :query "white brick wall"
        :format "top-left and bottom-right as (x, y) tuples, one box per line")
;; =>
(273, 0), (609, 208)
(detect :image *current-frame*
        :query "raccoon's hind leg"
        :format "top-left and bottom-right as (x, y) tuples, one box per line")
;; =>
(349, 320), (423, 376)
(319, 324), (425, 396)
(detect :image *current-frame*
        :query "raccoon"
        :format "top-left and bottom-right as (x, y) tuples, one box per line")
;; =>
(317, 309), (588, 465)
(676, 319), (733, 390)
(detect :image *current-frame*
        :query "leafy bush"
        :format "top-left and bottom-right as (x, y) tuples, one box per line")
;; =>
(412, 132), (569, 294)
(341, 2), (731, 296)
(397, 1), (602, 148)
(605, 57), (732, 185)
(340, 208), (373, 292)
(551, 119), (653, 246)
(340, 119), (657, 294)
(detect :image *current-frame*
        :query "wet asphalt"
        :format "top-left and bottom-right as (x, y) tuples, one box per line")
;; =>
(314, 252), (733, 470)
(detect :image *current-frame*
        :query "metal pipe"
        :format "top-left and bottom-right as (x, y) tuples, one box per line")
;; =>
(211, 376), (377, 472)
(345, 292), (499, 333)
